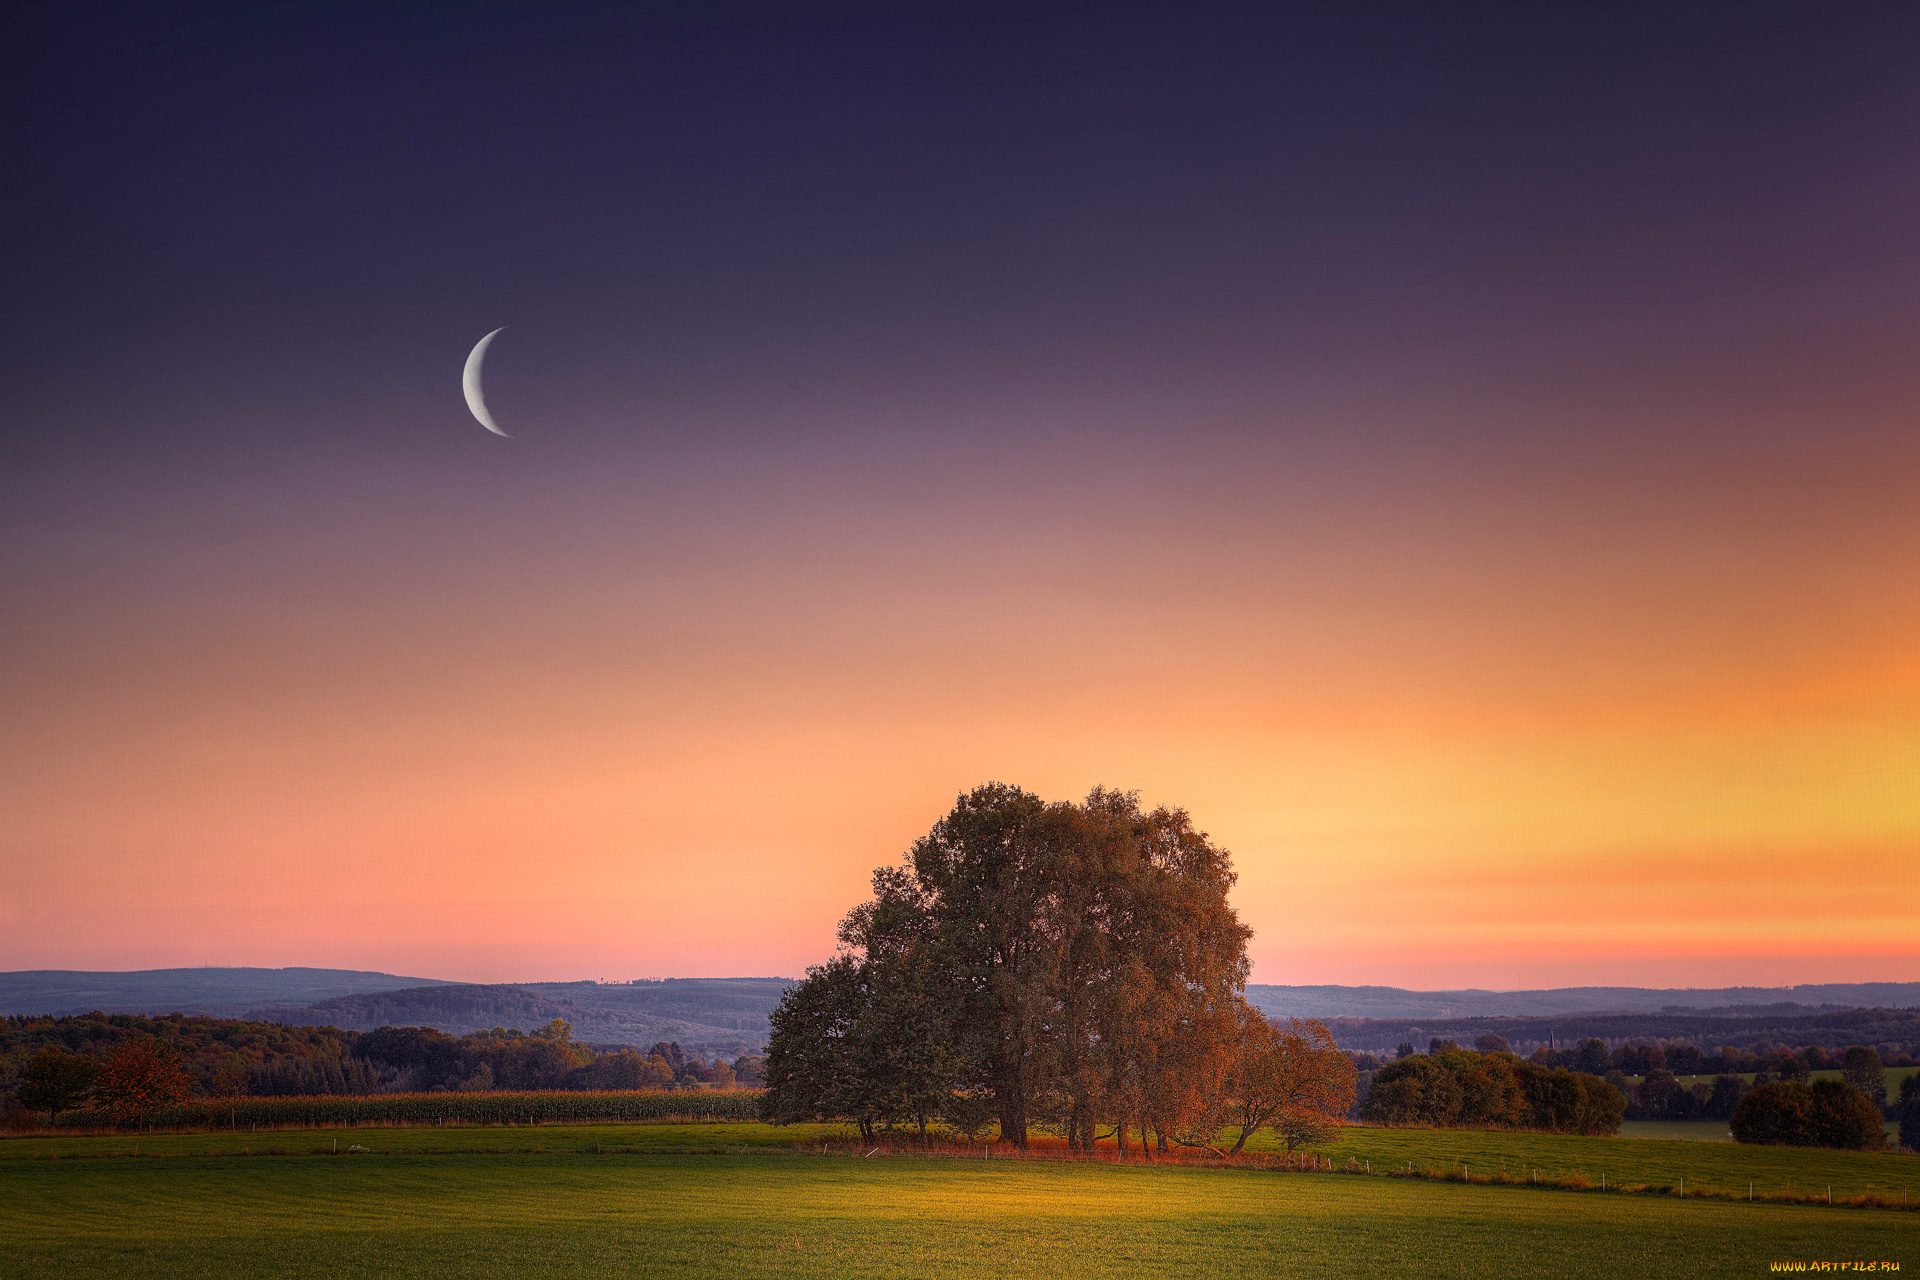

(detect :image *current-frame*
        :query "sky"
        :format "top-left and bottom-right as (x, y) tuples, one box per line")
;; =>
(3, 2), (1917, 990)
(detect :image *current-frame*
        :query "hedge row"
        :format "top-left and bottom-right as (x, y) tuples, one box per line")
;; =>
(56, 1088), (765, 1130)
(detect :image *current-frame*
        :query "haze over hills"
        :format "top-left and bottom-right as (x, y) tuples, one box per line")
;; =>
(7, 971), (1918, 1062)
(0, 970), (792, 1062)
(1243, 983), (1920, 1021)
(0, 968), (457, 1018)
(244, 980), (792, 1062)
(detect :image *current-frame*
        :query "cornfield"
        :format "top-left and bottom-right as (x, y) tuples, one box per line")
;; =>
(54, 1088), (764, 1130)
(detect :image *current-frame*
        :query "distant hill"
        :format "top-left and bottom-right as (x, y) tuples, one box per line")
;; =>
(1245, 982), (1920, 1021)
(0, 967), (457, 1017)
(247, 978), (796, 1061)
(14, 971), (1918, 1061)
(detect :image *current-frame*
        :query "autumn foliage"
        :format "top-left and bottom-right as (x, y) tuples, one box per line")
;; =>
(93, 1039), (193, 1125)
(765, 783), (1350, 1156)
(1227, 1015), (1356, 1153)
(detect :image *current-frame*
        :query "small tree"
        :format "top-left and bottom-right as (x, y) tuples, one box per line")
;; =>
(18, 1048), (97, 1124)
(1899, 1075), (1920, 1153)
(1572, 1038), (1611, 1076)
(209, 1055), (250, 1100)
(1840, 1046), (1886, 1107)
(1260, 1019), (1356, 1154)
(1705, 1073), (1747, 1119)
(94, 1039), (192, 1127)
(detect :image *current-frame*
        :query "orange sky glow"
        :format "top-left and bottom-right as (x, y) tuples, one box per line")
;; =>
(8, 7), (1920, 993)
(6, 394), (1917, 989)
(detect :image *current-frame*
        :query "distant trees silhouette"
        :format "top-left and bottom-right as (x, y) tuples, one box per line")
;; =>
(763, 783), (1351, 1153)
(1839, 1045), (1886, 1106)
(1898, 1075), (1920, 1152)
(18, 1047), (96, 1123)
(1730, 1079), (1885, 1150)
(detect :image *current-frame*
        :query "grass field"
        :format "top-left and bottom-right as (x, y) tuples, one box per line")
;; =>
(1626, 1066), (1920, 1093)
(6, 1119), (1915, 1203)
(1, 1122), (1914, 1278)
(2, 1147), (1914, 1279)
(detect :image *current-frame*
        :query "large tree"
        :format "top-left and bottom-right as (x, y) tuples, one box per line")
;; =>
(762, 782), (1252, 1150)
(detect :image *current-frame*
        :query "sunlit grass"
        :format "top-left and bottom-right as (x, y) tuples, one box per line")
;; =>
(1, 1148), (1910, 1279)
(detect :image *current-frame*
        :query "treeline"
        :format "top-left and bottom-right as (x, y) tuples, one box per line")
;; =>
(1517, 1035), (1916, 1081)
(1323, 1008), (1920, 1059)
(1398, 1033), (1907, 1122)
(351, 1022), (761, 1094)
(48, 1087), (763, 1130)
(2, 1011), (762, 1126)
(1358, 1045), (1624, 1134)
(1349, 1034), (1916, 1148)
(764, 785), (1355, 1154)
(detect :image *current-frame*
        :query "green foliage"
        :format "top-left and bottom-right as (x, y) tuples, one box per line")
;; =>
(761, 955), (878, 1134)
(51, 1087), (762, 1130)
(1363, 1049), (1623, 1135)
(1730, 1080), (1886, 1150)
(1, 1012), (363, 1102)
(1899, 1074), (1920, 1152)
(2, 1012), (735, 1107)
(1704, 1073), (1748, 1119)
(1840, 1045), (1887, 1106)
(17, 1048), (96, 1123)
(765, 783), (1253, 1152)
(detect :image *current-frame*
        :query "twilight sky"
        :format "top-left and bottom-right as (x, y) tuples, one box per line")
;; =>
(4, 3), (1917, 989)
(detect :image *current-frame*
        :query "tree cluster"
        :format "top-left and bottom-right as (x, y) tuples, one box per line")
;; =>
(1729, 1079), (1887, 1150)
(763, 784), (1353, 1153)
(1617, 1070), (1747, 1120)
(3, 1011), (759, 1124)
(351, 1022), (754, 1093)
(1524, 1037), (1911, 1086)
(1360, 1045), (1624, 1135)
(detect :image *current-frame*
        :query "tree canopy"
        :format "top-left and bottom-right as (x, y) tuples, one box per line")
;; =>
(765, 783), (1326, 1154)
(1730, 1079), (1886, 1150)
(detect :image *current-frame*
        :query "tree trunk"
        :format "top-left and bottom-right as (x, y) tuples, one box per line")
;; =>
(995, 1062), (1028, 1147)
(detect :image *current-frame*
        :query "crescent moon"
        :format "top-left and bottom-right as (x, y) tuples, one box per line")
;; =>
(462, 328), (509, 437)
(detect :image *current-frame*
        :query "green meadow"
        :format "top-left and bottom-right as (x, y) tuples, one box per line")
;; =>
(2, 1123), (1914, 1279)
(9, 1119), (1915, 1203)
